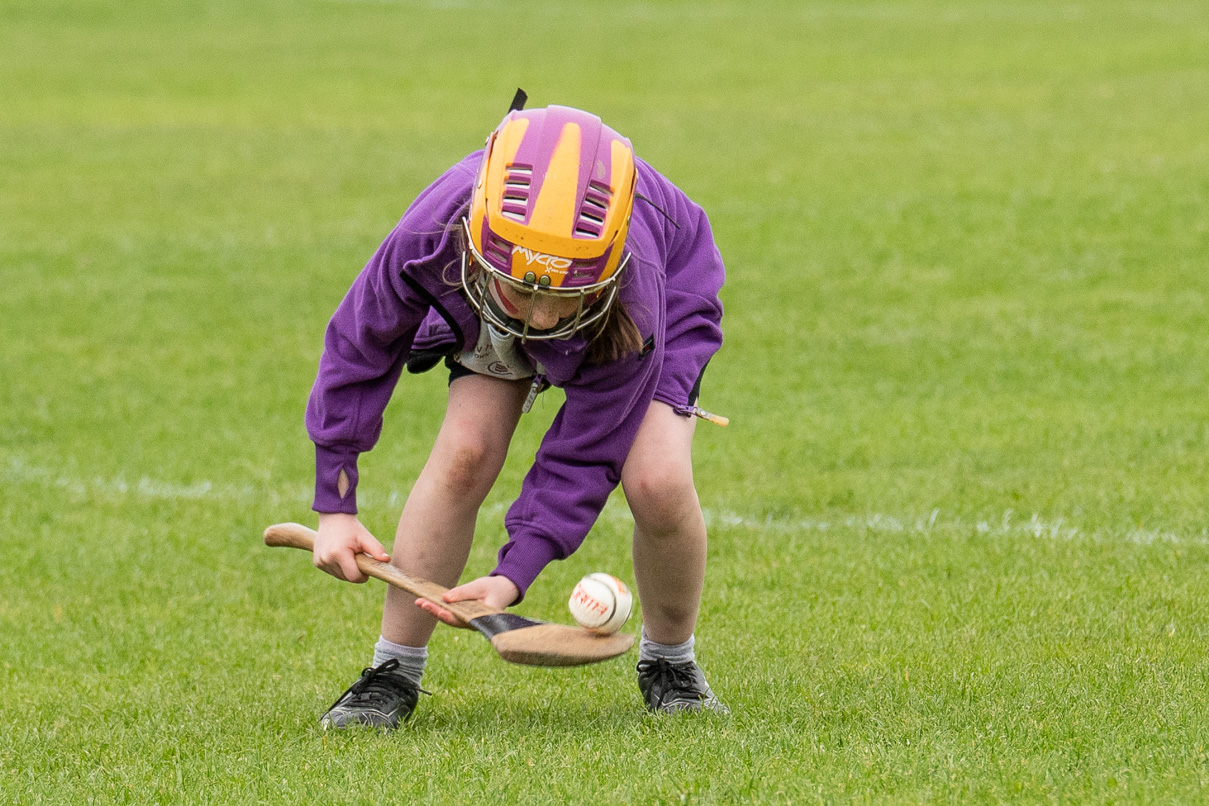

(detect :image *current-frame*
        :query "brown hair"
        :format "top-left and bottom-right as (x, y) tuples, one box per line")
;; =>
(583, 296), (644, 364)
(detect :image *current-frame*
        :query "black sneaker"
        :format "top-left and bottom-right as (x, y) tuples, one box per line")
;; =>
(319, 659), (422, 730)
(636, 658), (729, 714)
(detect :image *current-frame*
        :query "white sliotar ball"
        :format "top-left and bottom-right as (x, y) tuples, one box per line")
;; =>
(568, 573), (633, 635)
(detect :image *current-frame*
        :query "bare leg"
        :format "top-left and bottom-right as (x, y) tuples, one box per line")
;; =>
(381, 373), (528, 646)
(622, 401), (706, 646)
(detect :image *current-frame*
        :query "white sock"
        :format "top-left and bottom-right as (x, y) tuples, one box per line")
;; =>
(372, 636), (428, 687)
(639, 630), (695, 664)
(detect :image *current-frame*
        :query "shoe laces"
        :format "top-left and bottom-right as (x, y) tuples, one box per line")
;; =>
(637, 658), (701, 698)
(325, 659), (428, 713)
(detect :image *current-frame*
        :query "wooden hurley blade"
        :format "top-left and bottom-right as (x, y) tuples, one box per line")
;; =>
(263, 522), (634, 666)
(466, 613), (634, 666)
(488, 623), (634, 667)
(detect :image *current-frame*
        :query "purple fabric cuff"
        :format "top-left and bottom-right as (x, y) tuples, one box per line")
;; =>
(491, 535), (563, 604)
(312, 443), (360, 515)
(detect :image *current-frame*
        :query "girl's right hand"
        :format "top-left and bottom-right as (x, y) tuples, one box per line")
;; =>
(313, 512), (391, 583)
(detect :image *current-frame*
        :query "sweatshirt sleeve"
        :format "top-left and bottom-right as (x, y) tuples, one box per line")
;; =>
(305, 231), (436, 514)
(493, 345), (662, 599)
(306, 155), (479, 514)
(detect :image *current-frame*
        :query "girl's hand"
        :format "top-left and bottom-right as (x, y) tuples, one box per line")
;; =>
(313, 512), (391, 583)
(416, 575), (520, 628)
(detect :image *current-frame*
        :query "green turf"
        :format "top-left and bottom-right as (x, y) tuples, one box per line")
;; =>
(3, 0), (1209, 802)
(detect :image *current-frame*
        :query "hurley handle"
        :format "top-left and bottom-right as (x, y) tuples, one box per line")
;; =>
(262, 522), (500, 623)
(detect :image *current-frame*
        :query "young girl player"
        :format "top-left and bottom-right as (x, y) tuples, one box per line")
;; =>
(306, 97), (728, 728)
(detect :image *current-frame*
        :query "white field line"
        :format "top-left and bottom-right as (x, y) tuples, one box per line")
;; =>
(4, 456), (1205, 547)
(701, 508), (1209, 548)
(2, 456), (305, 506)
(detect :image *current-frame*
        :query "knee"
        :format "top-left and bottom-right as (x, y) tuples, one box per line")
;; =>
(622, 461), (699, 535)
(433, 430), (507, 497)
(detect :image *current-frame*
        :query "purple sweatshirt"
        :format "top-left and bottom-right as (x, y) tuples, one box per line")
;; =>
(307, 151), (724, 598)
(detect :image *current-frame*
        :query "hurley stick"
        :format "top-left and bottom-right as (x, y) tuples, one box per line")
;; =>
(263, 523), (633, 667)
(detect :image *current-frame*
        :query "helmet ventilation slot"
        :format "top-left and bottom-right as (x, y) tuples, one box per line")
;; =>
(576, 181), (613, 237)
(501, 165), (533, 222)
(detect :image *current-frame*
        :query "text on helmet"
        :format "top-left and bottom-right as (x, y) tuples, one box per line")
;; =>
(512, 245), (572, 271)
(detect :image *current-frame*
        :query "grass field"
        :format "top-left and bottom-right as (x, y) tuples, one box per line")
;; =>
(3, 0), (1209, 802)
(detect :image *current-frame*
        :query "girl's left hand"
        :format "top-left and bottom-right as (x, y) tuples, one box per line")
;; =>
(415, 574), (521, 628)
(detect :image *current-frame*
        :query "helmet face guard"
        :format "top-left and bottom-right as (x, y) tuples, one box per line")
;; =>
(461, 218), (629, 341)
(463, 105), (637, 341)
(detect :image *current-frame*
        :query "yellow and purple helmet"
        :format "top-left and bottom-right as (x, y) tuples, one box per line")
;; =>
(462, 105), (637, 340)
